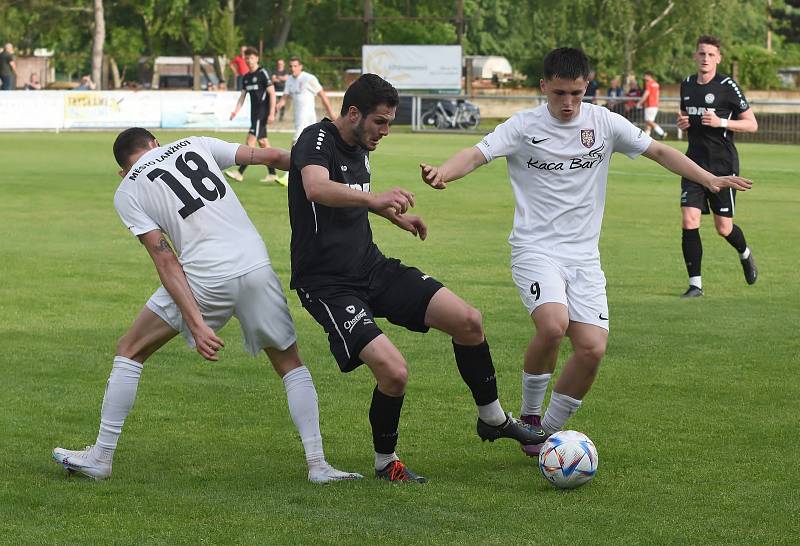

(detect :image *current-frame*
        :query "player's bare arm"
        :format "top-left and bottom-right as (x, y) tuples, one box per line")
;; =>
(301, 164), (414, 213)
(700, 108), (758, 132)
(230, 90), (247, 120)
(235, 145), (290, 171)
(267, 86), (277, 123)
(642, 140), (753, 193)
(139, 229), (224, 361)
(318, 89), (337, 120)
(275, 94), (289, 111)
(421, 146), (487, 189)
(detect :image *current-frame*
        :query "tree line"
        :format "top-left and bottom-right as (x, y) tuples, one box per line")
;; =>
(2, 0), (798, 90)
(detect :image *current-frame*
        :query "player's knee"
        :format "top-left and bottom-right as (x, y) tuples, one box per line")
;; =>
(576, 341), (606, 367)
(457, 306), (485, 344)
(536, 322), (568, 346)
(715, 224), (732, 237)
(377, 361), (408, 395)
(115, 335), (144, 362)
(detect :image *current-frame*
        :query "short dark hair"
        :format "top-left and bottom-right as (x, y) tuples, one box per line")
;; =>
(644, 70), (654, 77)
(243, 47), (258, 57)
(340, 73), (398, 117)
(542, 48), (590, 81)
(289, 56), (301, 64)
(697, 35), (721, 51)
(113, 127), (156, 168)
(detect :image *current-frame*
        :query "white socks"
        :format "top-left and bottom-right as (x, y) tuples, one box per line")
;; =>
(542, 391), (582, 434)
(477, 399), (506, 426)
(689, 275), (702, 289)
(282, 366), (325, 468)
(654, 125), (665, 137)
(95, 356), (143, 459)
(375, 451), (399, 471)
(521, 372), (552, 416)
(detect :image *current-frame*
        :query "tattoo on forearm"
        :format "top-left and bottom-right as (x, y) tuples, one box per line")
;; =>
(155, 237), (173, 254)
(249, 147), (254, 164)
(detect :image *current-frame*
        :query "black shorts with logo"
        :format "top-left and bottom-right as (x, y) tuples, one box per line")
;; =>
(296, 258), (444, 372)
(680, 176), (737, 217)
(249, 108), (269, 139)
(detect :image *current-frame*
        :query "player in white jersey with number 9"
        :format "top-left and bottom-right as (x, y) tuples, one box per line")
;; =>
(420, 48), (753, 457)
(52, 128), (361, 484)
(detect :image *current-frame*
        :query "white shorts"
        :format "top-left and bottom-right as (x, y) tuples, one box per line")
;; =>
(293, 112), (318, 141)
(511, 252), (609, 330)
(644, 107), (659, 122)
(146, 265), (297, 355)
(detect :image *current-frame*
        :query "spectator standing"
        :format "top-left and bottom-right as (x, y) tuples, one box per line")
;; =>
(606, 77), (624, 114)
(230, 46), (249, 91)
(0, 43), (17, 90)
(272, 58), (289, 121)
(624, 77), (641, 119)
(583, 70), (599, 103)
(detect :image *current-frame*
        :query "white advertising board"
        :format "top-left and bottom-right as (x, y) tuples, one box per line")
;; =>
(63, 91), (161, 128)
(161, 91), (249, 129)
(362, 45), (462, 91)
(0, 91), (63, 129)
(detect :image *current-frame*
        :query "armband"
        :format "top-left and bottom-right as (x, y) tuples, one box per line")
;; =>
(719, 118), (728, 129)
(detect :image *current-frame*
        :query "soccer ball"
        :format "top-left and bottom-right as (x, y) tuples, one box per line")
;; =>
(538, 430), (598, 489)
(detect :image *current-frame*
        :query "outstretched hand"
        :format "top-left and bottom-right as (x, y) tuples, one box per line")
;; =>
(708, 175), (752, 193)
(192, 323), (225, 361)
(420, 163), (446, 189)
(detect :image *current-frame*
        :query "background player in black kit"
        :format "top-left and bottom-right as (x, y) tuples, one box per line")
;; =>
(287, 74), (547, 483)
(676, 35), (759, 298)
(226, 48), (283, 185)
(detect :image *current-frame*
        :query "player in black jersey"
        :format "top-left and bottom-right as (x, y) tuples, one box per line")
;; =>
(287, 74), (548, 483)
(225, 48), (283, 185)
(676, 35), (759, 298)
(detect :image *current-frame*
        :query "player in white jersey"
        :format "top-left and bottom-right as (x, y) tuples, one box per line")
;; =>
(275, 56), (337, 144)
(420, 48), (753, 456)
(52, 128), (361, 484)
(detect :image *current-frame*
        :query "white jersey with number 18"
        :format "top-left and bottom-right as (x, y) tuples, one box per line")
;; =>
(114, 136), (270, 283)
(475, 103), (652, 263)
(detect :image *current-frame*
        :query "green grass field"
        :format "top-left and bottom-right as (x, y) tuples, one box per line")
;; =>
(1, 130), (798, 544)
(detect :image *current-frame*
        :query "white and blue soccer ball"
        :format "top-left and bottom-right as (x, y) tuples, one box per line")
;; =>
(538, 430), (598, 489)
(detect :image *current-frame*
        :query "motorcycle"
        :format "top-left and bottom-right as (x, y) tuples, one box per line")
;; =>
(421, 99), (481, 130)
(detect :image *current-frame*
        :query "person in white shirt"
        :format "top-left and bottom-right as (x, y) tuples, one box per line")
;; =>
(52, 128), (361, 484)
(420, 48), (752, 457)
(275, 56), (337, 144)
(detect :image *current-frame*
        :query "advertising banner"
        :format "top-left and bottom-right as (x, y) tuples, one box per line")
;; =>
(160, 91), (250, 129)
(0, 91), (63, 129)
(362, 45), (462, 91)
(63, 91), (161, 128)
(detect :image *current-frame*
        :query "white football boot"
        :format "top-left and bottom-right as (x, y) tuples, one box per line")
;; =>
(52, 445), (112, 480)
(307, 462), (363, 484)
(224, 168), (244, 182)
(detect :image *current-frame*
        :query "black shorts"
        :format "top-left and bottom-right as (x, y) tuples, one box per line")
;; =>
(249, 109), (269, 139)
(680, 177), (737, 217)
(296, 258), (444, 372)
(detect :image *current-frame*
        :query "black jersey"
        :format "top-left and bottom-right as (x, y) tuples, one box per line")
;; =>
(680, 73), (750, 175)
(288, 119), (384, 289)
(243, 67), (273, 112)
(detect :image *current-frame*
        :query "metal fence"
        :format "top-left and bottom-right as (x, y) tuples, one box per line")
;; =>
(404, 94), (800, 145)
